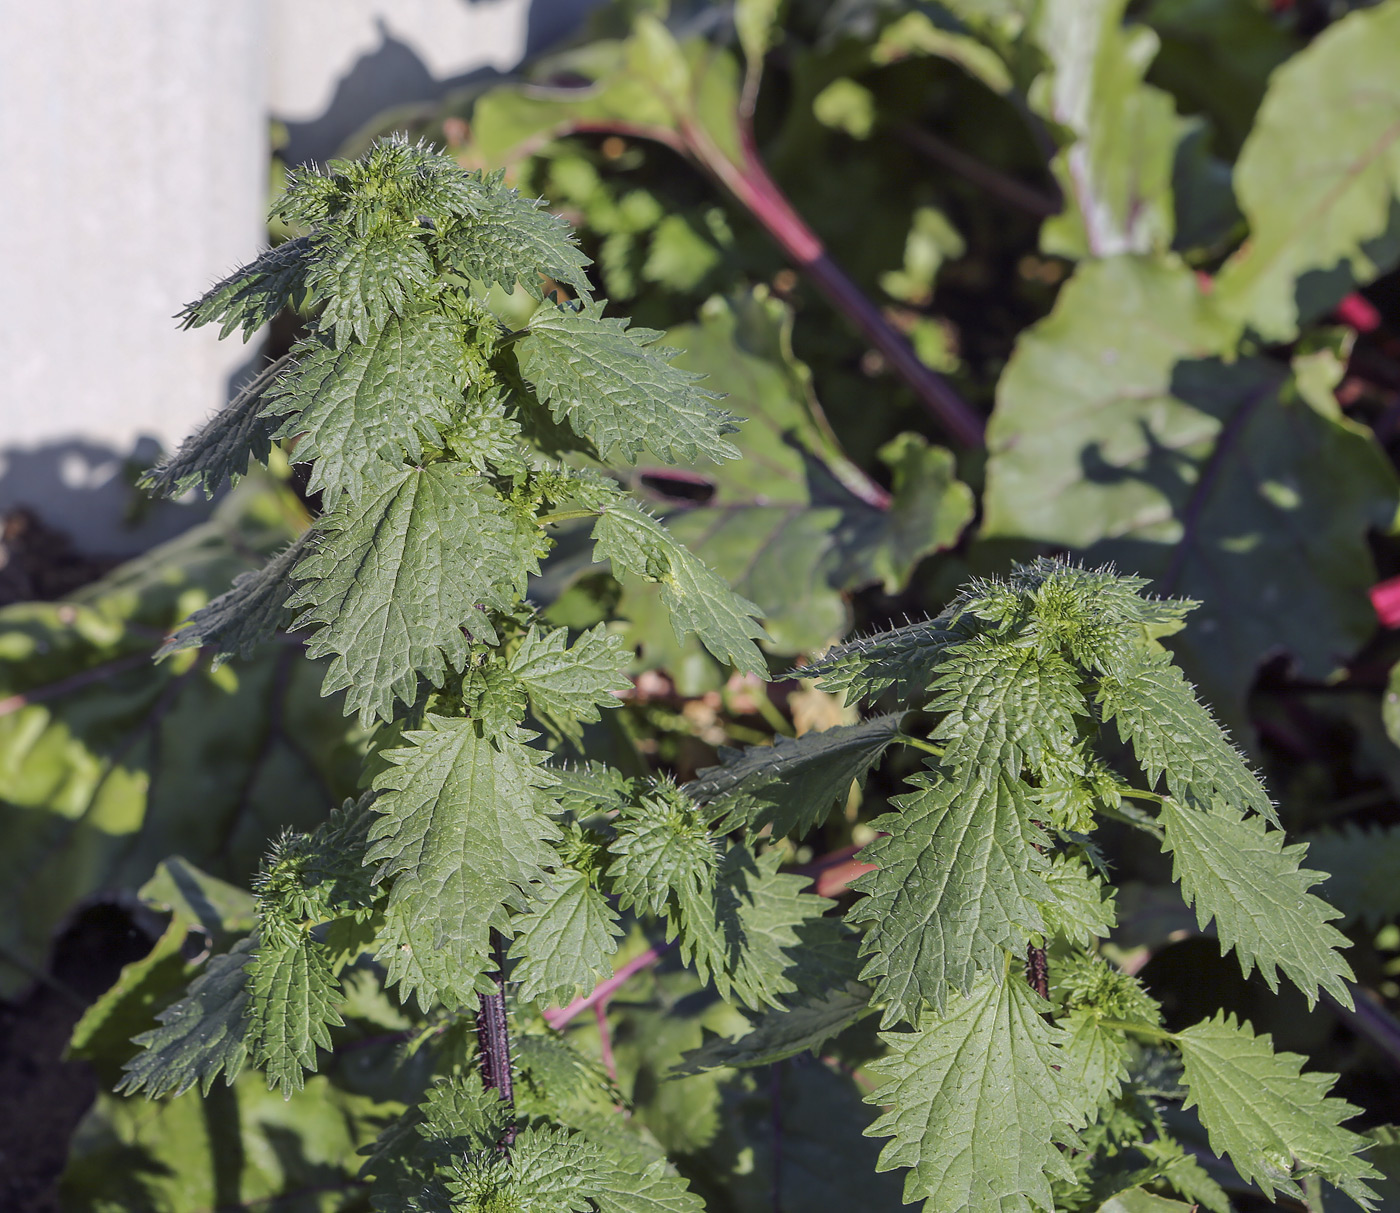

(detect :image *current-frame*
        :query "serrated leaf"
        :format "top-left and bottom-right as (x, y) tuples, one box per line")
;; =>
(679, 845), (845, 1010)
(248, 931), (344, 1095)
(117, 936), (256, 1098)
(1099, 651), (1275, 824)
(158, 532), (308, 667)
(608, 790), (719, 918)
(1176, 1012), (1379, 1206)
(1040, 854), (1116, 946)
(590, 1156), (706, 1213)
(1214, 1), (1400, 340)
(802, 619), (957, 705)
(929, 639), (1084, 783)
(1159, 796), (1353, 1007)
(508, 622), (632, 727)
(850, 767), (1051, 1023)
(367, 715), (560, 1007)
(593, 502), (767, 678)
(307, 227), (433, 345)
(673, 981), (873, 1073)
(437, 178), (593, 299)
(289, 463), (535, 725)
(864, 970), (1086, 1213)
(688, 712), (905, 836)
(179, 236), (312, 341)
(1061, 1008), (1131, 1114)
(518, 298), (740, 465)
(509, 866), (623, 1004)
(551, 762), (636, 816)
(139, 354), (289, 499)
(265, 311), (465, 506)
(1306, 823), (1400, 929)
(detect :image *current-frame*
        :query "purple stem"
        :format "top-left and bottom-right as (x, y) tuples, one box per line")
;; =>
(1326, 987), (1400, 1074)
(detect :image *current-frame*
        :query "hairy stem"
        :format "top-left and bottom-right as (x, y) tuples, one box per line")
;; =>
(477, 932), (516, 1144)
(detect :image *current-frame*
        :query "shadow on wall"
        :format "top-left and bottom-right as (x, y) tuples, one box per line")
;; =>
(281, 0), (603, 165)
(0, 439), (214, 581)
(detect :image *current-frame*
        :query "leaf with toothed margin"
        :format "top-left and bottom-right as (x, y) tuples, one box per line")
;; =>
(178, 237), (312, 341)
(288, 463), (536, 726)
(508, 866), (623, 1005)
(158, 533), (309, 668)
(687, 713), (905, 837)
(800, 619), (957, 705)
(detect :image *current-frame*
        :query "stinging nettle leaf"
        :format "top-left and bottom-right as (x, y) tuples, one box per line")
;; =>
(688, 712), (905, 837)
(436, 176), (594, 300)
(289, 462), (536, 725)
(158, 531), (309, 668)
(307, 227), (433, 345)
(1099, 651), (1276, 824)
(1158, 796), (1353, 1008)
(265, 309), (467, 507)
(508, 866), (624, 1005)
(801, 618), (957, 705)
(673, 981), (873, 1074)
(850, 767), (1052, 1023)
(139, 354), (290, 500)
(179, 236), (312, 341)
(1176, 1012), (1379, 1206)
(508, 622), (633, 727)
(593, 502), (767, 678)
(117, 936), (256, 1098)
(864, 969), (1087, 1213)
(247, 930), (344, 1096)
(518, 298), (741, 466)
(367, 715), (561, 1008)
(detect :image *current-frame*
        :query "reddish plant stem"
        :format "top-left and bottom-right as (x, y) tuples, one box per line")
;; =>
(1025, 941), (1049, 1000)
(544, 940), (676, 1030)
(683, 121), (987, 449)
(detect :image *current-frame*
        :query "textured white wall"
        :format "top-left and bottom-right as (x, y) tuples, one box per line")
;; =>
(0, 2), (270, 552)
(0, 0), (594, 554)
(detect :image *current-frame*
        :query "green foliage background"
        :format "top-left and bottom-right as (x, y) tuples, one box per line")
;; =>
(5, 0), (1400, 1209)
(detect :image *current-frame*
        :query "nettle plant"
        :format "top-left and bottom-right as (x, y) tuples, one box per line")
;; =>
(125, 138), (1376, 1213)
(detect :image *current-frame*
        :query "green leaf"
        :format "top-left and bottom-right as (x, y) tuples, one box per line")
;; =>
(673, 981), (873, 1073)
(436, 175), (593, 300)
(688, 712), (905, 837)
(1040, 854), (1117, 946)
(982, 255), (1397, 719)
(864, 970), (1086, 1213)
(849, 767), (1051, 1022)
(518, 298), (740, 466)
(509, 866), (623, 1004)
(117, 936), (255, 1098)
(139, 353), (289, 499)
(1098, 650), (1274, 823)
(633, 293), (971, 656)
(802, 619), (957, 705)
(247, 930), (344, 1095)
(0, 484), (360, 997)
(735, 0), (784, 69)
(929, 639), (1084, 783)
(178, 236), (311, 341)
(1096, 1189), (1196, 1213)
(306, 227), (433, 345)
(158, 532), (308, 668)
(1158, 796), (1353, 1007)
(1029, 0), (1185, 258)
(289, 463), (535, 725)
(265, 311), (465, 506)
(366, 715), (561, 1008)
(63, 1070), (388, 1212)
(508, 622), (632, 728)
(1306, 823), (1400, 928)
(679, 845), (842, 1010)
(1061, 1008), (1131, 1114)
(607, 788), (719, 918)
(1176, 1011), (1379, 1206)
(589, 1156), (706, 1213)
(593, 501), (767, 678)
(1214, 1), (1400, 340)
